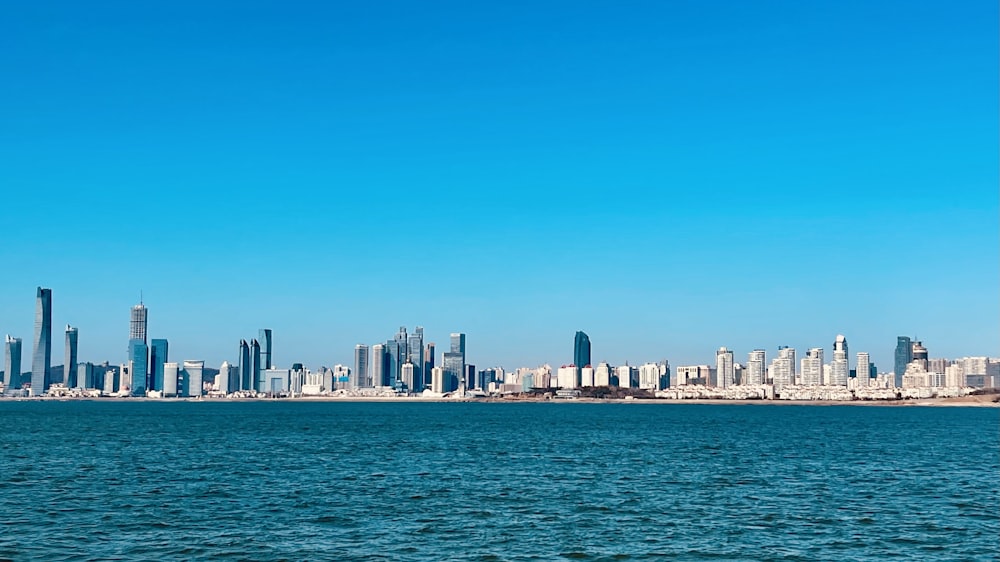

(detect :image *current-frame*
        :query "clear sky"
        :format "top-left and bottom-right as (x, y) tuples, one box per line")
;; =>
(1, 1), (997, 373)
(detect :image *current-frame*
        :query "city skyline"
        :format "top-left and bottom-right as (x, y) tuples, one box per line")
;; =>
(0, 285), (995, 386)
(0, 3), (996, 372)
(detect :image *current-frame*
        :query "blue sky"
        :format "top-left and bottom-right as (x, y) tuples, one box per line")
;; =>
(1, 1), (997, 372)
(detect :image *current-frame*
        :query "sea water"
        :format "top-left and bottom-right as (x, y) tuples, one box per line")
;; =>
(0, 401), (996, 560)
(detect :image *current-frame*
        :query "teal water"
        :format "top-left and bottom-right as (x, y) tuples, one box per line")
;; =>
(0, 402), (997, 560)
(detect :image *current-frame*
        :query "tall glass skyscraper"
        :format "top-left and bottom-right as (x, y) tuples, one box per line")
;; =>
(150, 339), (169, 392)
(239, 339), (251, 390)
(130, 302), (147, 343)
(574, 331), (591, 369)
(259, 329), (272, 369)
(423, 343), (435, 388)
(4, 335), (22, 389)
(31, 287), (52, 395)
(354, 344), (369, 388)
(894, 336), (912, 388)
(450, 333), (466, 356)
(407, 327), (423, 391)
(251, 339), (262, 392)
(128, 339), (148, 396)
(443, 352), (464, 392)
(64, 325), (78, 387)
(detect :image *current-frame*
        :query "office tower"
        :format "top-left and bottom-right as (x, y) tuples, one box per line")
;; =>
(384, 339), (400, 386)
(746, 350), (766, 385)
(372, 344), (386, 387)
(450, 332), (466, 355)
(183, 360), (204, 397)
(4, 335), (22, 388)
(63, 325), (78, 387)
(259, 329), (272, 369)
(31, 287), (52, 395)
(251, 339), (262, 392)
(801, 348), (824, 386)
(574, 331), (591, 373)
(238, 340), (251, 390)
(354, 344), (370, 388)
(580, 366), (595, 387)
(464, 364), (476, 390)
(423, 343), (435, 388)
(128, 339), (149, 396)
(76, 362), (93, 389)
(716, 347), (734, 389)
(163, 362), (179, 396)
(911, 341), (928, 370)
(443, 352), (463, 392)
(130, 301), (148, 343)
(150, 339), (168, 392)
(408, 328), (423, 389)
(218, 361), (233, 394)
(894, 336), (912, 388)
(855, 352), (871, 388)
(830, 335), (849, 386)
(771, 347), (795, 391)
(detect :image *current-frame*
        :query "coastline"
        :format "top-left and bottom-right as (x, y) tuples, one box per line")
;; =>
(6, 394), (998, 407)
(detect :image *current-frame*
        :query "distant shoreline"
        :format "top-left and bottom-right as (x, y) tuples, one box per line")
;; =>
(4, 394), (998, 407)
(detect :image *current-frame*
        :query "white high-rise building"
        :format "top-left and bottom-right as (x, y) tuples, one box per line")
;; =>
(830, 335), (849, 386)
(594, 362), (612, 386)
(771, 347), (795, 391)
(431, 366), (445, 393)
(945, 362), (965, 387)
(615, 365), (636, 388)
(580, 366), (595, 387)
(638, 363), (660, 390)
(746, 350), (766, 385)
(801, 348), (824, 386)
(557, 365), (578, 389)
(855, 352), (871, 388)
(716, 347), (734, 389)
(163, 362), (179, 396)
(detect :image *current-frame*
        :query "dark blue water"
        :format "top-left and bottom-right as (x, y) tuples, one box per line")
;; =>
(0, 401), (996, 560)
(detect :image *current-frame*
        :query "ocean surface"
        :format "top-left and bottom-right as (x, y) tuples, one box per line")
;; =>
(0, 401), (997, 561)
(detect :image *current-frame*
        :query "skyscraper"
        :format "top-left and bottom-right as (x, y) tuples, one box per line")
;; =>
(423, 343), (435, 388)
(771, 347), (796, 391)
(911, 341), (928, 370)
(31, 287), (52, 395)
(4, 335), (22, 389)
(716, 347), (734, 389)
(746, 350), (766, 385)
(130, 301), (147, 343)
(259, 329), (272, 369)
(443, 352), (463, 392)
(856, 352), (871, 388)
(894, 336), (912, 388)
(408, 327), (423, 390)
(128, 339), (148, 396)
(830, 335), (849, 386)
(450, 333), (466, 356)
(238, 339), (252, 390)
(150, 339), (169, 392)
(372, 344), (386, 387)
(801, 348), (824, 386)
(64, 325), (78, 387)
(354, 344), (370, 388)
(251, 339), (262, 392)
(574, 331), (591, 372)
